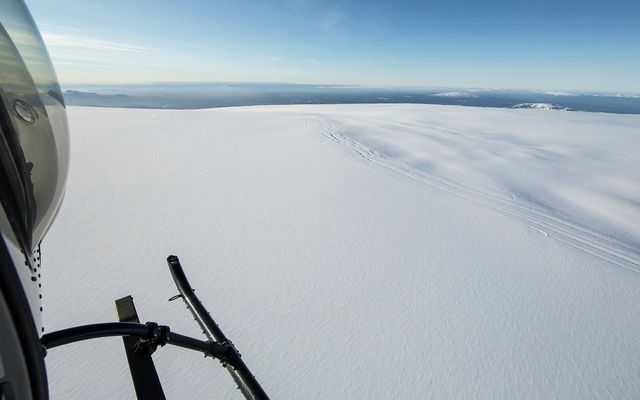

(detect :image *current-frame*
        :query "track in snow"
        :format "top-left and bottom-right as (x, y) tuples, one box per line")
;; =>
(310, 118), (640, 275)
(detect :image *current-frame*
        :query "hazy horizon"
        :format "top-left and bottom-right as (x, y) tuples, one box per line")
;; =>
(60, 81), (640, 114)
(61, 81), (640, 97)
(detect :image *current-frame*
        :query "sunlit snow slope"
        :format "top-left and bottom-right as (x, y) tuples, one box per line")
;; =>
(44, 105), (640, 399)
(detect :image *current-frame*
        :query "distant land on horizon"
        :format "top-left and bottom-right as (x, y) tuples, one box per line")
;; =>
(61, 83), (640, 114)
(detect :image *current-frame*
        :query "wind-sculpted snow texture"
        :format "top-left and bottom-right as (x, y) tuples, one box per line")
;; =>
(44, 105), (640, 399)
(306, 105), (640, 273)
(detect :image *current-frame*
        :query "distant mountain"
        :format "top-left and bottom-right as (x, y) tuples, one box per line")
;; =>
(61, 84), (640, 114)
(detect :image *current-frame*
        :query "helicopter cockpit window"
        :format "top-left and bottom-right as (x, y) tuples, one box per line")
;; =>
(0, 0), (69, 259)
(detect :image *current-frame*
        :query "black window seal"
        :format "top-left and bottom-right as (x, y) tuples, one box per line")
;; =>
(0, 88), (37, 256)
(0, 235), (49, 399)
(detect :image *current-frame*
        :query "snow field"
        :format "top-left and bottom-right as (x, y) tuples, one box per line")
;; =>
(44, 105), (640, 399)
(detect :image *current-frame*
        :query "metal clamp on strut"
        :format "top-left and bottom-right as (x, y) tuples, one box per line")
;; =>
(133, 322), (170, 355)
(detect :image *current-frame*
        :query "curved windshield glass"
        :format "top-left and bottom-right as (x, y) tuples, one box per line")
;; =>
(0, 0), (69, 256)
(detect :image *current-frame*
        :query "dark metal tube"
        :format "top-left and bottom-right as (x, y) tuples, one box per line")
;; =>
(167, 331), (212, 353)
(167, 255), (270, 400)
(41, 322), (150, 349)
(40, 322), (216, 357)
(167, 331), (229, 358)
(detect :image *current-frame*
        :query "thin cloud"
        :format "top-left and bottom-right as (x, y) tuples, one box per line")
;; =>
(318, 8), (347, 31)
(52, 60), (122, 69)
(305, 58), (331, 67)
(41, 32), (147, 53)
(283, 1), (347, 32)
(39, 23), (87, 34)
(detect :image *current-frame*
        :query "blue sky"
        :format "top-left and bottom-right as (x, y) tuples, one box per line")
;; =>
(25, 0), (640, 92)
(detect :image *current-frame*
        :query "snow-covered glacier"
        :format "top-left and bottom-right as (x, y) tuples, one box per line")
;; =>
(43, 104), (640, 399)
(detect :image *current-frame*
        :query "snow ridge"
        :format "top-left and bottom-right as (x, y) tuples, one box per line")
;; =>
(309, 117), (640, 274)
(433, 91), (474, 98)
(512, 103), (569, 110)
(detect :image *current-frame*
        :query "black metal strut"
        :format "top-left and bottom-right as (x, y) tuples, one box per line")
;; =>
(40, 322), (231, 359)
(39, 255), (270, 400)
(167, 255), (270, 400)
(116, 295), (166, 400)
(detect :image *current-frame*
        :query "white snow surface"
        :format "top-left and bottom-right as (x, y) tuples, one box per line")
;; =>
(44, 104), (640, 399)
